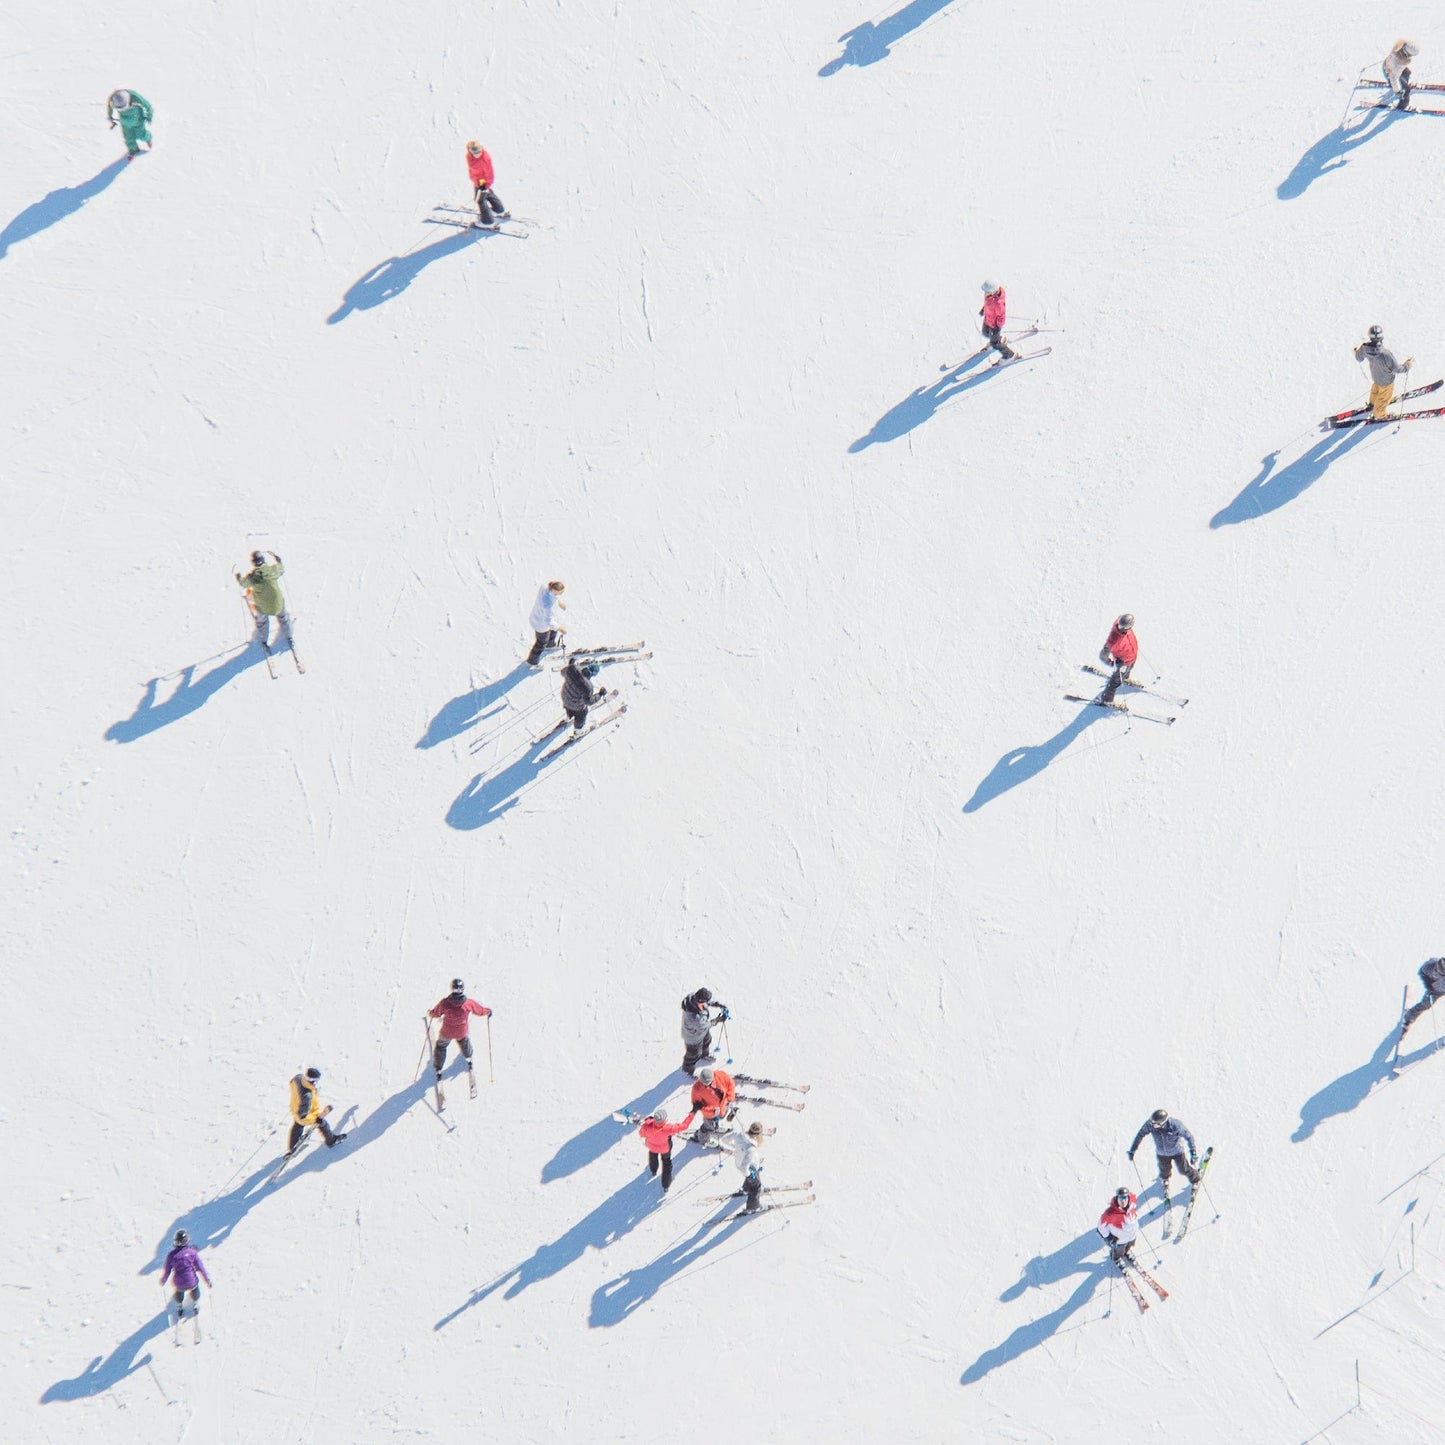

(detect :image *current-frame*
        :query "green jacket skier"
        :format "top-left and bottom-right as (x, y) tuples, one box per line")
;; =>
(107, 89), (154, 157)
(236, 550), (293, 647)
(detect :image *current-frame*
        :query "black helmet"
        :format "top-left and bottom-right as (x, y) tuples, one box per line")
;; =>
(582, 660), (601, 678)
(251, 549), (266, 566)
(1114, 1187), (1131, 1206)
(174, 1229), (190, 1247)
(305, 1066), (321, 1082)
(1151, 1107), (1169, 1125)
(451, 977), (465, 993)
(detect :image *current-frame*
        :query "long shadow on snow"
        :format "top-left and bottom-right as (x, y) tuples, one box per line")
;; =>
(590, 1206), (760, 1326)
(819, 0), (956, 76)
(105, 645), (266, 742)
(1277, 107), (1408, 200)
(963, 705), (1109, 812)
(0, 159), (129, 261)
(1293, 1029), (1438, 1142)
(540, 1071), (681, 1183)
(960, 1228), (1107, 1385)
(446, 731), (569, 830)
(40, 1309), (173, 1402)
(1210, 427), (1369, 528)
(327, 227), (480, 323)
(435, 1171), (683, 1327)
(849, 352), (995, 452)
(138, 1104), (367, 1278)
(417, 663), (531, 749)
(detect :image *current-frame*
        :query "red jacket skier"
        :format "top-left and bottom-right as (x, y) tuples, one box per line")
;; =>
(978, 280), (1017, 361)
(638, 1107), (697, 1191)
(1096, 1187), (1140, 1260)
(465, 140), (509, 228)
(690, 1065), (737, 1129)
(1098, 613), (1138, 700)
(428, 978), (492, 1080)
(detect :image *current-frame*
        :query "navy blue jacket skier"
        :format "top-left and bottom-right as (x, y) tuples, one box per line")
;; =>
(1128, 1109), (1201, 1186)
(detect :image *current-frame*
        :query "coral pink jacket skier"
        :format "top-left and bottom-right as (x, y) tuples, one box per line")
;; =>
(981, 286), (1007, 330)
(1102, 617), (1138, 669)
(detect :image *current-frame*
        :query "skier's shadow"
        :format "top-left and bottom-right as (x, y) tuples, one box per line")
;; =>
(139, 1106), (364, 1277)
(1277, 108), (1405, 200)
(326, 227), (480, 323)
(960, 1228), (1107, 1385)
(819, 0), (956, 76)
(1293, 1029), (1438, 1142)
(589, 1206), (759, 1326)
(849, 353), (996, 452)
(963, 706), (1108, 812)
(435, 1173), (675, 1326)
(540, 1072), (681, 1183)
(1210, 428), (1370, 528)
(446, 734), (562, 830)
(0, 158), (128, 262)
(40, 1309), (171, 1402)
(104, 646), (265, 743)
(417, 664), (531, 749)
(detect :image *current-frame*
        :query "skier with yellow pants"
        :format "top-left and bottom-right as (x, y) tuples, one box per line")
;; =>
(1354, 326), (1412, 421)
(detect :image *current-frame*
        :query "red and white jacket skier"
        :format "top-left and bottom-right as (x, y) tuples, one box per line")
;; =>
(1097, 1187), (1140, 1260)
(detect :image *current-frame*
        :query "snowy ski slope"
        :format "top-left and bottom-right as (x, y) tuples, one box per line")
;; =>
(7, 1), (1445, 1440)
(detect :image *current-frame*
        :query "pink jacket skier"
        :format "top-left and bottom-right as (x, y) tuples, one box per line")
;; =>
(978, 280), (1017, 361)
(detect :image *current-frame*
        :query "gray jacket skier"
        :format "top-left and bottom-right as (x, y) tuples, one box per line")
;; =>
(1401, 957), (1445, 1035)
(1354, 337), (1411, 388)
(1128, 1109), (1201, 1186)
(680, 988), (726, 1075)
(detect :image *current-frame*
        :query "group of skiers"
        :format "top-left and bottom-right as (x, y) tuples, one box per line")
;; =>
(1096, 1109), (1206, 1263)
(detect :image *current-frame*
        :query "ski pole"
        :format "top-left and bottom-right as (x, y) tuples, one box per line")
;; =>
(1131, 1153), (1146, 1192)
(485, 1014), (494, 1084)
(416, 1016), (434, 1081)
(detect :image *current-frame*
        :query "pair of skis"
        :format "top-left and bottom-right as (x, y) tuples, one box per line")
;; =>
(426, 205), (532, 239)
(1325, 378), (1442, 428)
(940, 325), (1056, 372)
(1065, 665), (1186, 725)
(534, 697), (629, 760)
(1170, 1146), (1214, 1244)
(172, 1302), (203, 1346)
(1326, 389), (1445, 429)
(1115, 1253), (1169, 1313)
(732, 1073), (809, 1094)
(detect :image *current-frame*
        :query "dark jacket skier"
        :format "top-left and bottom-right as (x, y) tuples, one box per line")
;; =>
(560, 658), (601, 732)
(1402, 957), (1445, 1035)
(1128, 1109), (1201, 1186)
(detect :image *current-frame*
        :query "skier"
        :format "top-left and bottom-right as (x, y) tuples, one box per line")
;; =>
(690, 1064), (737, 1134)
(637, 1106), (697, 1192)
(465, 140), (510, 229)
(1127, 1108), (1201, 1190)
(1354, 326), (1413, 422)
(559, 655), (604, 734)
(680, 987), (728, 1076)
(1382, 39), (1420, 110)
(236, 550), (294, 651)
(428, 979), (493, 1081)
(526, 580), (567, 666)
(287, 1066), (346, 1154)
(978, 280), (1017, 362)
(1097, 613), (1138, 703)
(1096, 1186), (1140, 1261)
(714, 1119), (767, 1212)
(1400, 957), (1445, 1035)
(107, 88), (154, 158)
(160, 1229), (211, 1320)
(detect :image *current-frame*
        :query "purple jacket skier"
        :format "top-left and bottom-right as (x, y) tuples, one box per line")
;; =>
(161, 1229), (211, 1313)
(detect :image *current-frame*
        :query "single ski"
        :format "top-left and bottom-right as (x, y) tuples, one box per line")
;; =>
(1329, 403), (1445, 429)
(736, 1195), (815, 1217)
(1114, 1258), (1150, 1313)
(735, 1093), (805, 1111)
(1324, 379), (1442, 427)
(287, 639), (307, 675)
(423, 216), (529, 238)
(1080, 665), (1189, 708)
(433, 205), (538, 225)
(1120, 1254), (1169, 1301)
(193, 1310), (203, 1345)
(531, 718), (571, 745)
(1323, 401), (1445, 427)
(1358, 78), (1445, 92)
(468, 1068), (478, 1100)
(732, 1074), (811, 1094)
(435, 1076), (446, 1112)
(686, 1124), (777, 1146)
(568, 641), (646, 657)
(1392, 985), (1410, 1075)
(173, 1304), (183, 1346)
(705, 1180), (812, 1202)
(268, 1127), (315, 1184)
(1064, 693), (1177, 725)
(552, 650), (653, 670)
(541, 704), (627, 760)
(1173, 1146), (1214, 1243)
(1160, 1179), (1173, 1241)
(989, 345), (1052, 369)
(1356, 100), (1445, 114)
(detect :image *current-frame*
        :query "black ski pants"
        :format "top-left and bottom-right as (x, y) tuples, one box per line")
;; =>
(475, 185), (507, 223)
(1156, 1151), (1200, 1186)
(288, 1114), (338, 1153)
(647, 1148), (675, 1190)
(981, 324), (1016, 360)
(742, 1173), (762, 1213)
(527, 629), (560, 665)
(434, 1035), (474, 1075)
(682, 1035), (713, 1075)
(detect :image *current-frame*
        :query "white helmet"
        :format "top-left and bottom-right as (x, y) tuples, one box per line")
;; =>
(111, 90), (131, 109)
(1402, 40), (1420, 59)
(697, 1066), (715, 1084)
(651, 1107), (668, 1123)
(980, 279), (1000, 295)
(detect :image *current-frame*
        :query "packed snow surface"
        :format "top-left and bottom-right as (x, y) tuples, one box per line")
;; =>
(8, 1), (1445, 1440)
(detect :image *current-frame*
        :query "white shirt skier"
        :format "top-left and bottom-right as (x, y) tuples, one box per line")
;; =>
(529, 583), (564, 632)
